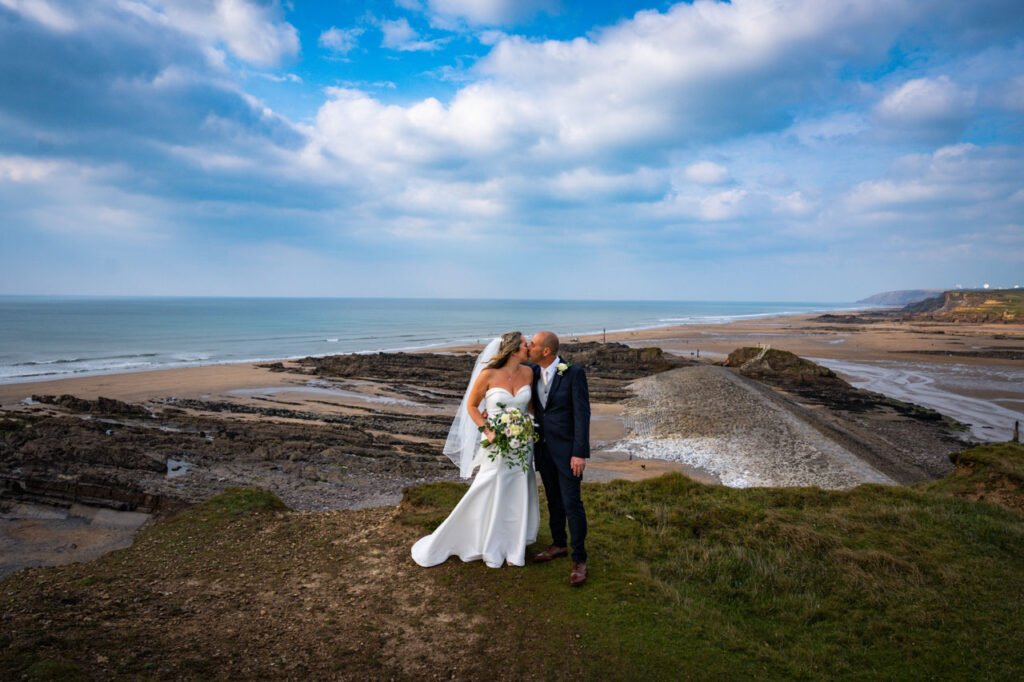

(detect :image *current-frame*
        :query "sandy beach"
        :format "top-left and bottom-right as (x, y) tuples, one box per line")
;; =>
(3, 312), (1021, 436)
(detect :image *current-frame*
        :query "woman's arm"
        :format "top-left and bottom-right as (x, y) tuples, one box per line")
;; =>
(467, 369), (495, 441)
(523, 365), (536, 417)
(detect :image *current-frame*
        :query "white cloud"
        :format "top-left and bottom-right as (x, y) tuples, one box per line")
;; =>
(0, 0), (76, 32)
(683, 161), (730, 185)
(1003, 75), (1024, 113)
(873, 75), (975, 138)
(303, 0), (1024, 244)
(255, 71), (302, 83)
(845, 144), (1022, 222)
(0, 156), (59, 182)
(2, 160), (173, 242)
(699, 189), (748, 221)
(369, 0), (914, 162)
(117, 0), (300, 68)
(547, 166), (664, 203)
(6, 0), (1024, 299)
(213, 0), (299, 67)
(380, 17), (446, 52)
(789, 113), (868, 146)
(319, 26), (363, 56)
(774, 190), (816, 217)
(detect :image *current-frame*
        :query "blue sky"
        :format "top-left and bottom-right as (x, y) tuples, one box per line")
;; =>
(0, 0), (1022, 301)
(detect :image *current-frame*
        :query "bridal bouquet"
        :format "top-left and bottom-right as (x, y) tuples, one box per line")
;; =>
(479, 403), (539, 473)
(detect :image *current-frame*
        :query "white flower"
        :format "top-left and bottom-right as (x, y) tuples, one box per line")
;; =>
(500, 413), (511, 424)
(509, 424), (523, 436)
(557, 362), (570, 376)
(509, 438), (522, 449)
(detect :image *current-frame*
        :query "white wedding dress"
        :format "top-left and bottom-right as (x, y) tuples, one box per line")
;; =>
(411, 385), (539, 568)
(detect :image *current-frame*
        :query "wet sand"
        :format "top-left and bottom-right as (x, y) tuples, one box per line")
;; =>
(0, 363), (296, 407)
(1, 501), (150, 578)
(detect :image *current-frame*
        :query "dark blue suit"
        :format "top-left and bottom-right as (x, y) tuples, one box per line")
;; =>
(531, 362), (590, 563)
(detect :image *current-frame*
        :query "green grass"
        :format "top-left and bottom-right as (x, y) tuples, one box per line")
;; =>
(940, 442), (1024, 485)
(925, 442), (1024, 512)
(24, 659), (88, 681)
(3, 450), (1022, 679)
(400, 444), (1024, 679)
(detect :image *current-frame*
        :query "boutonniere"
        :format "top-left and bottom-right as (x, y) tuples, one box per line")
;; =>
(556, 362), (571, 376)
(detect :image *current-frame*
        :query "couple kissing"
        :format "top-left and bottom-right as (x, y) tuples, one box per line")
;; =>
(411, 331), (590, 587)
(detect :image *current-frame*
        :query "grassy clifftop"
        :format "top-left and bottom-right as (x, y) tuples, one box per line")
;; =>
(906, 289), (1024, 322)
(3, 445), (1024, 679)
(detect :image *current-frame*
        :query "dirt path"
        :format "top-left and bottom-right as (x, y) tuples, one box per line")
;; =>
(1, 495), (589, 680)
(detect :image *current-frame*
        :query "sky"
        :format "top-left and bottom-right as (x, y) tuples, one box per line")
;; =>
(0, 0), (1022, 302)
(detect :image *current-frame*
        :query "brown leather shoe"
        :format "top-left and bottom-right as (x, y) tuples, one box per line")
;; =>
(569, 562), (587, 587)
(533, 545), (569, 563)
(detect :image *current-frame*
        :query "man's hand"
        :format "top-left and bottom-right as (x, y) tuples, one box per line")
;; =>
(570, 456), (586, 478)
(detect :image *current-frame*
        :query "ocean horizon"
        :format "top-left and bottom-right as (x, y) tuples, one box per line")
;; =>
(0, 296), (858, 384)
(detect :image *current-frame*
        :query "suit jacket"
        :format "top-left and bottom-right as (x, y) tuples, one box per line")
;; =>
(531, 361), (591, 478)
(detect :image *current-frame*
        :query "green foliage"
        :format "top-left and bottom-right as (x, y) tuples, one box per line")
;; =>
(105, 487), (290, 575)
(148, 486), (288, 535)
(398, 481), (470, 530)
(187, 486), (289, 520)
(24, 659), (87, 681)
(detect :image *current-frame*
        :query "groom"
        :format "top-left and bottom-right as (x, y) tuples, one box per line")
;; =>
(527, 331), (590, 587)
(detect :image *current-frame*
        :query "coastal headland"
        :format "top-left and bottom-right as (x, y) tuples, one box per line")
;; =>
(2, 311), (1023, 677)
(2, 311), (1021, 574)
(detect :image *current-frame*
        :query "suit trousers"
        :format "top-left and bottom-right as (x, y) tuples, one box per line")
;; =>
(536, 449), (587, 563)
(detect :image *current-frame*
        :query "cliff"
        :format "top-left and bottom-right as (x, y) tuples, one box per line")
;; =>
(857, 289), (944, 306)
(4, 445), (1023, 679)
(903, 289), (1023, 323)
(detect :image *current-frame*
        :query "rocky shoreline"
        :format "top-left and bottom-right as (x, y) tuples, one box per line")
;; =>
(0, 344), (686, 517)
(0, 341), (985, 576)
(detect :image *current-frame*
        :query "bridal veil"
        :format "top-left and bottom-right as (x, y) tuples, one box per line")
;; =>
(443, 337), (501, 478)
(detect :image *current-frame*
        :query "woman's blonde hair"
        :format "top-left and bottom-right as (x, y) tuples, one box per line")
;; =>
(486, 331), (523, 370)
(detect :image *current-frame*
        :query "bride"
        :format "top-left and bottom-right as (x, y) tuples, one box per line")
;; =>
(411, 331), (539, 568)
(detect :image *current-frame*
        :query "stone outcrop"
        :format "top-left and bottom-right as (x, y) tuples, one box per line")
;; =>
(301, 342), (685, 403)
(31, 395), (153, 418)
(725, 347), (961, 429)
(726, 347), (847, 388)
(722, 348), (964, 481)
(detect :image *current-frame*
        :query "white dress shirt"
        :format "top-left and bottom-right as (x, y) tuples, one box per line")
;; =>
(541, 356), (561, 386)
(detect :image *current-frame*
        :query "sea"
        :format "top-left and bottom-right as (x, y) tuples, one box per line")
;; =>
(0, 296), (856, 384)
